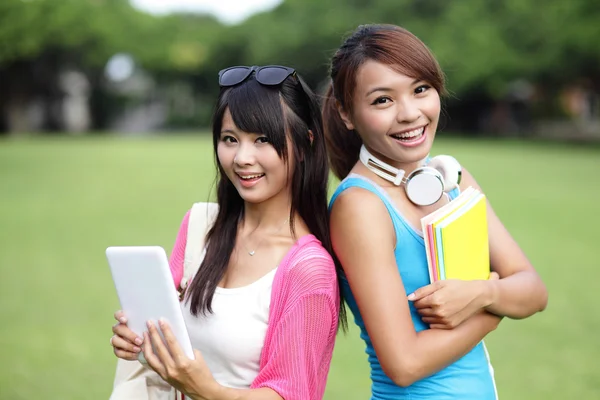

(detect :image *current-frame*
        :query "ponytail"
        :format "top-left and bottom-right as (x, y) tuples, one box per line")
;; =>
(322, 83), (362, 180)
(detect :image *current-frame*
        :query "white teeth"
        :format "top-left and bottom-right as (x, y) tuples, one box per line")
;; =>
(239, 174), (264, 180)
(392, 127), (424, 139)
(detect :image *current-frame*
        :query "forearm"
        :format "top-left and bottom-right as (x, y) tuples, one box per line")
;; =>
(391, 311), (500, 386)
(484, 270), (548, 318)
(190, 386), (282, 400)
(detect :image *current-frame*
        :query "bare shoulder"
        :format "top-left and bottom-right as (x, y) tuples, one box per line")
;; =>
(459, 166), (484, 192)
(330, 186), (392, 232)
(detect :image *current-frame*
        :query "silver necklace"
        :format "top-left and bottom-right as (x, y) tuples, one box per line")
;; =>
(243, 218), (289, 256)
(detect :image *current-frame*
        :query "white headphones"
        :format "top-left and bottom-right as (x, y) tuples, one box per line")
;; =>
(359, 145), (462, 206)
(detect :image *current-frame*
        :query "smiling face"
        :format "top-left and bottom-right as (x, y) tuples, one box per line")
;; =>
(338, 60), (441, 170)
(217, 108), (294, 205)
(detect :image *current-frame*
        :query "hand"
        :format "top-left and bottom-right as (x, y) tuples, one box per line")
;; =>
(111, 310), (144, 360)
(408, 272), (499, 329)
(143, 319), (219, 400)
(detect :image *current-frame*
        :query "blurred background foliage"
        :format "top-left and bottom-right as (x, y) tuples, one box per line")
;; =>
(1, 0), (599, 137)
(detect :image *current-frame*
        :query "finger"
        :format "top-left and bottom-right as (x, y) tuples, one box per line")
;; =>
(142, 331), (167, 377)
(158, 319), (187, 363)
(114, 348), (139, 360)
(429, 323), (453, 330)
(114, 310), (127, 324)
(416, 307), (437, 317)
(407, 281), (443, 301)
(147, 320), (175, 367)
(413, 296), (435, 309)
(421, 316), (443, 325)
(112, 323), (144, 346)
(414, 291), (445, 309)
(111, 335), (142, 354)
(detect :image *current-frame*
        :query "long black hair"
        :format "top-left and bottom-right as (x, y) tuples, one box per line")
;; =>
(186, 72), (347, 331)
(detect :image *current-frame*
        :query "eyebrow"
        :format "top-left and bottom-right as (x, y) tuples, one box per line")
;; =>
(365, 79), (422, 97)
(220, 129), (237, 135)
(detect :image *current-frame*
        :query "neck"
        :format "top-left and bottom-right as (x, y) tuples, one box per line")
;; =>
(242, 193), (292, 232)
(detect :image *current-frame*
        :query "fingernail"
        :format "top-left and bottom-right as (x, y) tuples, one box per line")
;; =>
(134, 337), (143, 346)
(134, 346), (141, 352)
(407, 293), (415, 301)
(158, 318), (165, 327)
(147, 320), (153, 328)
(119, 317), (127, 324)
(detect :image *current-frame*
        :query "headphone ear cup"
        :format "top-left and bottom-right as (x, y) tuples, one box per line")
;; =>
(427, 155), (462, 192)
(405, 167), (445, 206)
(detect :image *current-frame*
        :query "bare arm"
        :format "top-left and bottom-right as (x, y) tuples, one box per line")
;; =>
(330, 188), (501, 387)
(460, 168), (548, 318)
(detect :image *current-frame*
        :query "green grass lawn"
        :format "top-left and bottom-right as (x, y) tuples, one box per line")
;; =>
(1, 134), (598, 399)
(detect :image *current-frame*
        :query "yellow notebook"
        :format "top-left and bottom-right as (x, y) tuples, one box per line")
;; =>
(420, 187), (475, 282)
(421, 188), (490, 282)
(436, 193), (490, 281)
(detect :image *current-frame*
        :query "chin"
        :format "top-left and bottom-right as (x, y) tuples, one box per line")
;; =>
(238, 193), (267, 204)
(395, 147), (431, 165)
(414, 139), (435, 161)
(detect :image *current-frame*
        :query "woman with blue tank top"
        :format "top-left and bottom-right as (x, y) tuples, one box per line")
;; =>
(322, 24), (548, 399)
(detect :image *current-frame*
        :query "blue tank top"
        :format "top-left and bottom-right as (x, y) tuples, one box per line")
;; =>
(330, 174), (498, 400)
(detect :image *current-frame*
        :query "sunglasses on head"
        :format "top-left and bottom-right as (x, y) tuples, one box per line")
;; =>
(218, 65), (297, 87)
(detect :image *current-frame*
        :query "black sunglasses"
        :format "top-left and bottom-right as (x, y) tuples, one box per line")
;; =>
(218, 65), (296, 87)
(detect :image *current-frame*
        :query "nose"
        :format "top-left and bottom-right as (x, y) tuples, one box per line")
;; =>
(396, 98), (422, 124)
(233, 142), (256, 166)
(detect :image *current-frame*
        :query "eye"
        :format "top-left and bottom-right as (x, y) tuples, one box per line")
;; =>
(256, 136), (270, 144)
(221, 135), (237, 143)
(415, 84), (432, 95)
(371, 96), (392, 105)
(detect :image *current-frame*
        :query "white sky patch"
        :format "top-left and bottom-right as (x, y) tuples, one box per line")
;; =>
(130, 0), (283, 24)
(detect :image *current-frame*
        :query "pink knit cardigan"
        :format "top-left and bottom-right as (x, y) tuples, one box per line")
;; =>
(169, 211), (340, 400)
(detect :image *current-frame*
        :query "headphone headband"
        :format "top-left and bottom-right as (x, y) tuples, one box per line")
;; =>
(358, 145), (461, 206)
(358, 145), (405, 186)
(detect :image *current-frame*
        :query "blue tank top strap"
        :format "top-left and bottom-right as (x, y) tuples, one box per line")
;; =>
(448, 187), (460, 201)
(329, 174), (396, 212)
(329, 174), (408, 240)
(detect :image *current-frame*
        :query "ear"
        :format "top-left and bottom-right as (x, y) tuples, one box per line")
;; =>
(298, 130), (314, 163)
(336, 100), (355, 130)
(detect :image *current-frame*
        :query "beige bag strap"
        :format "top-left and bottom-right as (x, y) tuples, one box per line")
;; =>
(110, 359), (174, 400)
(179, 202), (219, 298)
(175, 202), (218, 400)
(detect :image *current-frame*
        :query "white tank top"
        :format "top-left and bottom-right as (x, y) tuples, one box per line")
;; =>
(180, 268), (277, 388)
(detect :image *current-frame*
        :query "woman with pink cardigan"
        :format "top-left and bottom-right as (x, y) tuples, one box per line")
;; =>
(109, 65), (345, 400)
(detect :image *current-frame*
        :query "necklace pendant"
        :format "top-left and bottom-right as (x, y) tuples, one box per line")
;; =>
(248, 250), (255, 256)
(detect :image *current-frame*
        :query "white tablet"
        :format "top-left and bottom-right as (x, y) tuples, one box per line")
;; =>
(106, 246), (195, 359)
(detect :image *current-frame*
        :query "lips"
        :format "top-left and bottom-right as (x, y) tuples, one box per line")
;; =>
(388, 125), (428, 148)
(237, 173), (265, 180)
(389, 126), (425, 141)
(236, 172), (265, 188)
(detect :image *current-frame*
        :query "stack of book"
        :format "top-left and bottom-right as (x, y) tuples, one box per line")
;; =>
(421, 187), (491, 283)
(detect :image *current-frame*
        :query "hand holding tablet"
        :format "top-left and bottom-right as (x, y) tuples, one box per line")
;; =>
(106, 246), (194, 360)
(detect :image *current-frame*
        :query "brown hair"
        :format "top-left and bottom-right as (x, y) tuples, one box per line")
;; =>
(323, 24), (446, 179)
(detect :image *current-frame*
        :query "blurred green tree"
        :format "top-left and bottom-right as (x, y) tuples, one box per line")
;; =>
(0, 0), (598, 134)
